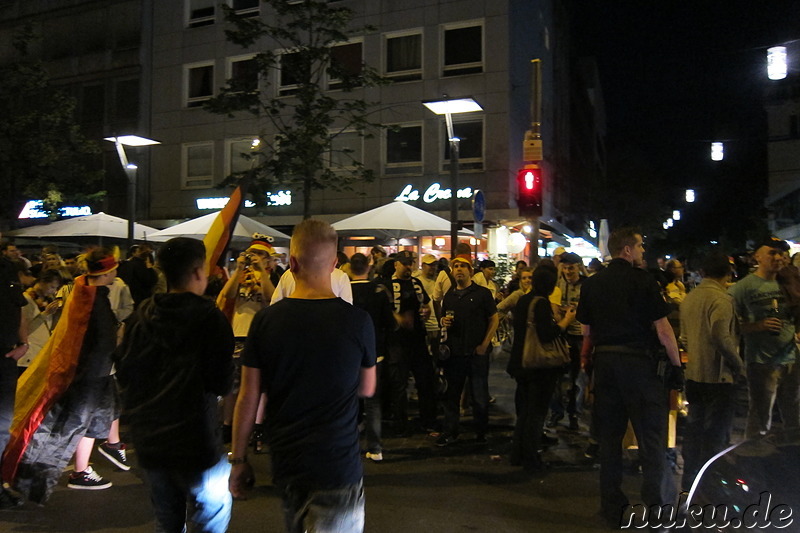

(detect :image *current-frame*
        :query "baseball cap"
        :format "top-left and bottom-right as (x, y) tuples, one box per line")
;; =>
(560, 252), (582, 265)
(553, 246), (567, 256)
(451, 254), (473, 269)
(421, 253), (437, 264)
(755, 237), (790, 253)
(395, 250), (415, 265)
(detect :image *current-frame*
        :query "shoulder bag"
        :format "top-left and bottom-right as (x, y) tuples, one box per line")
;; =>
(522, 296), (570, 369)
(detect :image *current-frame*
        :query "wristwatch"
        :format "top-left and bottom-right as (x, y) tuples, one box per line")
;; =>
(227, 452), (248, 465)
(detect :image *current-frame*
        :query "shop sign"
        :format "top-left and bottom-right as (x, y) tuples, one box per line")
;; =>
(394, 183), (473, 204)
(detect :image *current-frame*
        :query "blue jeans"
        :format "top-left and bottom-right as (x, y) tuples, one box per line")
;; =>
(282, 480), (365, 533)
(144, 454), (232, 533)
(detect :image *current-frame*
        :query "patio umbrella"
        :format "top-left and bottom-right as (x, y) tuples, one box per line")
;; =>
(7, 212), (159, 240)
(148, 212), (289, 243)
(332, 201), (471, 240)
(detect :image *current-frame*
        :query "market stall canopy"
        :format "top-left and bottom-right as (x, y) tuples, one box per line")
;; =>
(7, 212), (159, 240)
(332, 201), (472, 240)
(148, 212), (289, 242)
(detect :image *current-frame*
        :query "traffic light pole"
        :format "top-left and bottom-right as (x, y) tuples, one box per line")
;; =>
(529, 218), (540, 266)
(446, 112), (460, 259)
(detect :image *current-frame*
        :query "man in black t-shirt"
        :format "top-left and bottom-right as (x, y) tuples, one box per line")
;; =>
(438, 255), (498, 446)
(576, 227), (682, 529)
(230, 220), (376, 533)
(383, 250), (437, 435)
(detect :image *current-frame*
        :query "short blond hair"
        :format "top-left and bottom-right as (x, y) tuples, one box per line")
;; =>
(290, 219), (338, 272)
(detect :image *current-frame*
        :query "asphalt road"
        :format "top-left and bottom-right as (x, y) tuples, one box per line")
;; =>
(0, 351), (692, 533)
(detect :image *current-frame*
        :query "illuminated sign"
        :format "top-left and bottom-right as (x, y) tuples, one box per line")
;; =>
(18, 200), (92, 219)
(196, 197), (257, 210)
(266, 191), (292, 206)
(394, 183), (473, 204)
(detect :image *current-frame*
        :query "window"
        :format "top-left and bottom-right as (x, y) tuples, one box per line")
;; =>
(226, 138), (261, 176)
(278, 51), (307, 96)
(442, 119), (483, 171)
(385, 124), (422, 175)
(329, 41), (363, 90)
(182, 142), (214, 189)
(328, 131), (363, 170)
(187, 0), (215, 28)
(113, 79), (139, 122)
(230, 0), (259, 17)
(185, 62), (214, 107)
(442, 22), (483, 76)
(227, 55), (258, 93)
(80, 85), (105, 125)
(385, 31), (422, 82)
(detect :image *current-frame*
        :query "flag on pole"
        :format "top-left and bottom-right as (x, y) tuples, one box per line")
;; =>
(202, 181), (248, 276)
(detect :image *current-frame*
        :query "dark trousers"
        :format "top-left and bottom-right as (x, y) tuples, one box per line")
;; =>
(386, 330), (437, 431)
(0, 356), (17, 456)
(363, 362), (383, 453)
(550, 335), (583, 418)
(441, 353), (490, 437)
(593, 351), (675, 524)
(681, 380), (735, 491)
(512, 367), (561, 467)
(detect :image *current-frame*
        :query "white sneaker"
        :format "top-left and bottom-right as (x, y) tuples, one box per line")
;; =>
(365, 452), (383, 462)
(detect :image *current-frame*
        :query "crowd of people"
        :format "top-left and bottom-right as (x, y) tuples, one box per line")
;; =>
(0, 224), (798, 532)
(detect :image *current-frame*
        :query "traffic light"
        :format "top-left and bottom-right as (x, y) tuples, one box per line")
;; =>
(517, 167), (542, 217)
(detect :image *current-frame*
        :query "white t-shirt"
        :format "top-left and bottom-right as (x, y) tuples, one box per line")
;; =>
(270, 268), (353, 305)
(19, 293), (55, 368)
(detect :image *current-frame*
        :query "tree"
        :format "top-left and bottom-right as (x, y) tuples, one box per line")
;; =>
(205, 0), (388, 219)
(0, 25), (103, 226)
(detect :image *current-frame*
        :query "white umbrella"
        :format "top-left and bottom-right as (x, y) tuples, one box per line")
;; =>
(8, 212), (159, 240)
(332, 201), (471, 240)
(148, 212), (289, 242)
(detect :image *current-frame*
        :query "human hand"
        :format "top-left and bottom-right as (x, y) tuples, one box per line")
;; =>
(761, 317), (782, 334)
(43, 300), (60, 316)
(236, 253), (248, 269)
(564, 306), (577, 322)
(441, 315), (453, 328)
(475, 343), (489, 356)
(667, 365), (685, 391)
(5, 344), (28, 361)
(229, 462), (255, 500)
(420, 306), (431, 320)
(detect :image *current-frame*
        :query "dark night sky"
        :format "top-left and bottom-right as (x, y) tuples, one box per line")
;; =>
(573, 0), (800, 255)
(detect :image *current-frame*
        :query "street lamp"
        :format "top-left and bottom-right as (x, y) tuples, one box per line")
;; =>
(423, 97), (483, 257)
(104, 135), (160, 250)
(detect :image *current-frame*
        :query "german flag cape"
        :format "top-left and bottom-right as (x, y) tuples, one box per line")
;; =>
(205, 180), (248, 321)
(203, 180), (248, 278)
(1, 276), (97, 483)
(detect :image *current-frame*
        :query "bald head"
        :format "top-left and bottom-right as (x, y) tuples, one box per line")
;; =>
(290, 219), (338, 278)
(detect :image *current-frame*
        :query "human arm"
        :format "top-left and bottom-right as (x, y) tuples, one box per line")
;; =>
(359, 366), (376, 398)
(580, 324), (593, 370)
(533, 298), (575, 342)
(229, 365), (260, 499)
(497, 290), (522, 314)
(219, 257), (245, 301)
(5, 307), (29, 361)
(709, 300), (744, 375)
(654, 316), (682, 367)
(476, 313), (499, 355)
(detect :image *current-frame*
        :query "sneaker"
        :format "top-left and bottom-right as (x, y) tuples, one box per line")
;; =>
(98, 442), (130, 471)
(585, 442), (599, 459)
(67, 466), (112, 490)
(546, 412), (564, 428)
(0, 487), (22, 510)
(365, 451), (383, 462)
(435, 434), (458, 447)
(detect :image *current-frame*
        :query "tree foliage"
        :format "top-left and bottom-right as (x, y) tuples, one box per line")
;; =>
(205, 0), (389, 219)
(0, 24), (104, 225)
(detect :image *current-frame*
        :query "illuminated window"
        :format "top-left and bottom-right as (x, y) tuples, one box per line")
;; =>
(385, 31), (422, 82)
(185, 62), (214, 107)
(442, 22), (483, 77)
(182, 142), (214, 189)
(226, 138), (261, 176)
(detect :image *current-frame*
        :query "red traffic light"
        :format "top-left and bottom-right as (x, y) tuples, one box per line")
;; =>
(517, 167), (542, 217)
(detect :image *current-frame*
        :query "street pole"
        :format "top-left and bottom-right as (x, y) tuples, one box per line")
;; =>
(528, 58), (543, 266)
(448, 115), (460, 259)
(125, 165), (137, 252)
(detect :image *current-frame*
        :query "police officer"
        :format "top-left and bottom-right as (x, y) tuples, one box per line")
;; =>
(577, 227), (683, 528)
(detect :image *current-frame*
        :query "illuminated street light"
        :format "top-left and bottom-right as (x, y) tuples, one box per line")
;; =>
(686, 189), (696, 203)
(673, 209), (681, 221)
(104, 135), (161, 249)
(423, 96), (483, 257)
(711, 142), (724, 161)
(768, 46), (788, 80)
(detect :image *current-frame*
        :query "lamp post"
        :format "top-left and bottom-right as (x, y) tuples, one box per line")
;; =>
(423, 97), (483, 258)
(104, 135), (160, 251)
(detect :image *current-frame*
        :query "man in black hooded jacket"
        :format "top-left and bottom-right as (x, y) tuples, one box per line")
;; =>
(115, 237), (234, 533)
